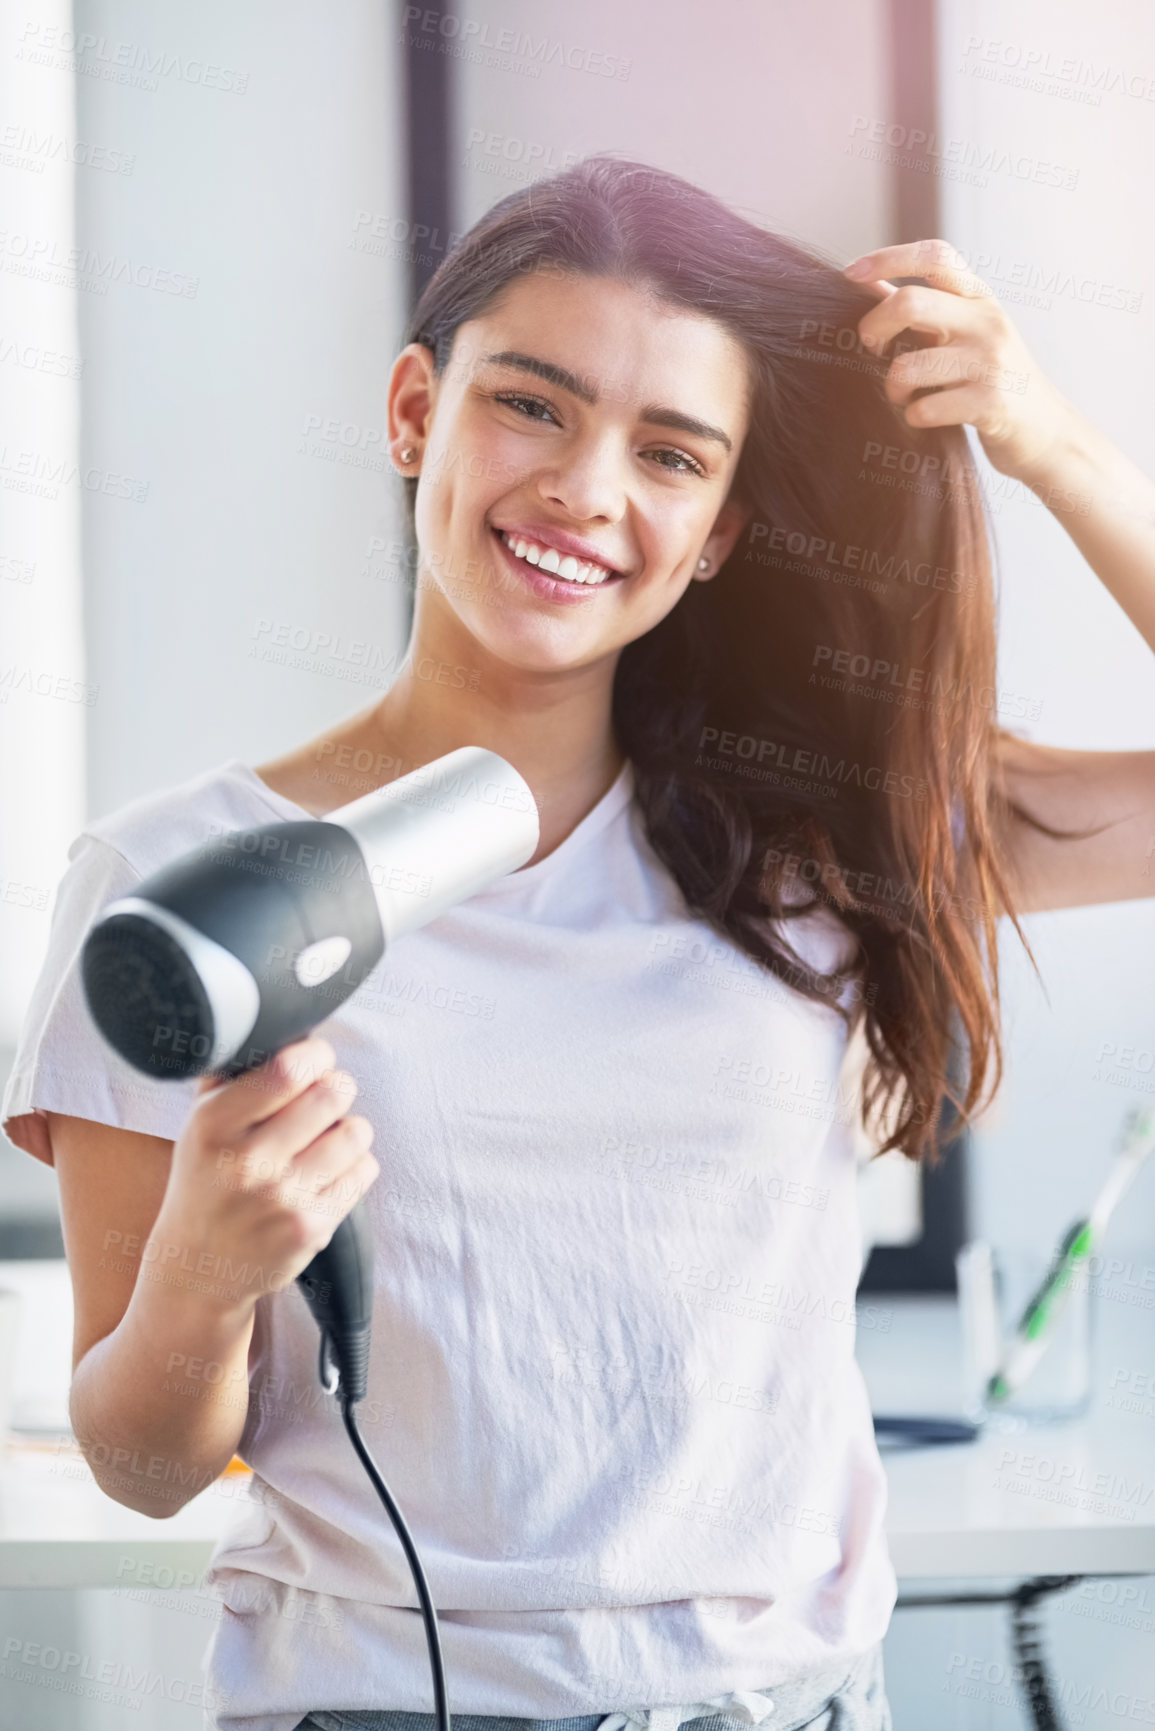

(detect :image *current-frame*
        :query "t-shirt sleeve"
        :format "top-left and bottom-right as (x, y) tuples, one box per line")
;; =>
(1, 831), (203, 1168)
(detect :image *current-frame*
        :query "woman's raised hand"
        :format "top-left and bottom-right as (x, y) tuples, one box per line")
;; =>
(842, 237), (1080, 489)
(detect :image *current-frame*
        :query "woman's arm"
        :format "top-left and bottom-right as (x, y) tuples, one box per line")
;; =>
(986, 411), (1155, 912)
(1010, 405), (1155, 656)
(845, 239), (1155, 912)
(49, 1112), (256, 1518)
(985, 737), (1155, 914)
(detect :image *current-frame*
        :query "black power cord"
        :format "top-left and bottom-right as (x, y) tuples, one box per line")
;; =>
(1011, 1576), (1081, 1731)
(897, 1574), (1083, 1730)
(317, 1327), (452, 1731)
(872, 1414), (980, 1445)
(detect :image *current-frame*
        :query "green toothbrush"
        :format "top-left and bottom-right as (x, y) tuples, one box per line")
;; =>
(986, 1104), (1155, 1405)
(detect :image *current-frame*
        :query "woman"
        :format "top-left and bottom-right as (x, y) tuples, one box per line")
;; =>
(5, 155), (1154, 1731)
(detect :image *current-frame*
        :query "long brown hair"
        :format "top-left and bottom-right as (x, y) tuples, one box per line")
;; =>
(398, 154), (1079, 1164)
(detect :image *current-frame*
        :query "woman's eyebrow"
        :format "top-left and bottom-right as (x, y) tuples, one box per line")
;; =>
(480, 349), (733, 454)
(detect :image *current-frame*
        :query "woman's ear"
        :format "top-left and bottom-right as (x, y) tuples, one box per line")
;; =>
(693, 496), (753, 581)
(387, 343), (437, 472)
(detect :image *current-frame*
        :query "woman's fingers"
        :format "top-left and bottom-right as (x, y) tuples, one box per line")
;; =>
(844, 240), (1006, 359)
(843, 237), (1074, 484)
(229, 1067), (362, 1190)
(277, 1116), (378, 1229)
(844, 238), (995, 299)
(881, 341), (1028, 408)
(895, 382), (1007, 432)
(853, 281), (1003, 357)
(194, 1037), (338, 1139)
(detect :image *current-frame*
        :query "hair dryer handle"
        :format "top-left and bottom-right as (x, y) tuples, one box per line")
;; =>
(295, 1202), (374, 1404)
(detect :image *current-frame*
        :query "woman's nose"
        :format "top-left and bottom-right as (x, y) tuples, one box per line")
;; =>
(535, 440), (628, 524)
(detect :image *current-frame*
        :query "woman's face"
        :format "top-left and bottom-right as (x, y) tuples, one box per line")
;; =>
(389, 270), (753, 674)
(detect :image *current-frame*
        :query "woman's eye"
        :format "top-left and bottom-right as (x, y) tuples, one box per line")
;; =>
(650, 448), (705, 477)
(492, 391), (559, 424)
(491, 392), (704, 477)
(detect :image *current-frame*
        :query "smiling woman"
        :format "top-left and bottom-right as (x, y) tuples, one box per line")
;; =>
(11, 151), (1155, 1731)
(380, 154), (1081, 1168)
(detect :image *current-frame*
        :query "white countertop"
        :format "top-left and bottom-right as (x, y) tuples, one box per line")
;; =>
(855, 1292), (1155, 1577)
(1, 1262), (1152, 1587)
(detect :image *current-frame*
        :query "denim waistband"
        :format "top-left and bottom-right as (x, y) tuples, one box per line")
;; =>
(294, 1640), (890, 1731)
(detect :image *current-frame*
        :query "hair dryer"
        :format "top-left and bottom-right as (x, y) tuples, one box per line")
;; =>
(79, 746), (539, 1400)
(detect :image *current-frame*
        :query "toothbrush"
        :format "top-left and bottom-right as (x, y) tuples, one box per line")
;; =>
(986, 1105), (1155, 1405)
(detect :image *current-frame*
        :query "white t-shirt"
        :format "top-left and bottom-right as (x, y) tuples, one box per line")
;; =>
(1, 755), (897, 1731)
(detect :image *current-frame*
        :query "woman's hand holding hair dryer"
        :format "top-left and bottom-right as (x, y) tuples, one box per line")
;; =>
(144, 1035), (381, 1317)
(62, 1033), (378, 1519)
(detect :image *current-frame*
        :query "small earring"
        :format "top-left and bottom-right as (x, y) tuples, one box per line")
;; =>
(697, 556), (711, 573)
(399, 444), (417, 464)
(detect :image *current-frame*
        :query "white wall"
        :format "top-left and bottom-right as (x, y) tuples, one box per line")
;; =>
(0, 0), (408, 1213)
(936, 0), (1155, 1263)
(72, 0), (408, 824)
(453, 0), (892, 260)
(0, 0), (84, 1055)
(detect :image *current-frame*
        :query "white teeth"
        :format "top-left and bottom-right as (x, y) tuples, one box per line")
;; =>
(499, 531), (615, 586)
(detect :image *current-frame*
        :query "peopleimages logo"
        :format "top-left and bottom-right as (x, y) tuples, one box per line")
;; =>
(0, 229), (198, 296)
(958, 35), (1155, 104)
(695, 727), (928, 800)
(400, 8), (632, 79)
(746, 522), (976, 596)
(14, 21), (249, 92)
(845, 116), (1079, 190)
(0, 123), (135, 174)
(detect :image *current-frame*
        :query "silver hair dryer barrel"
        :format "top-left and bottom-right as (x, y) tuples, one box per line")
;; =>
(81, 747), (539, 1084)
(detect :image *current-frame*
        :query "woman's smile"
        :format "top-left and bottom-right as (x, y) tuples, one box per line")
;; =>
(489, 522), (628, 603)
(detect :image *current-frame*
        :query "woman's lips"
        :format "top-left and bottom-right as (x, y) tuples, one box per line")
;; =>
(489, 526), (626, 602)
